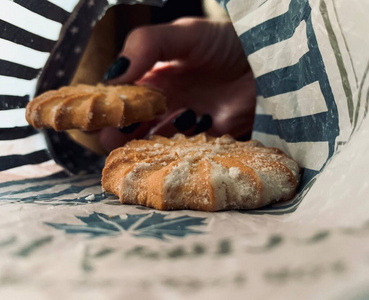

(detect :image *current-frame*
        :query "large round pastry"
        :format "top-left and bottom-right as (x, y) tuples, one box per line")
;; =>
(102, 133), (300, 211)
(25, 84), (167, 131)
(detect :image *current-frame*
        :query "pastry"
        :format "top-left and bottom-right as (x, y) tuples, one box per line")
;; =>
(25, 84), (167, 131)
(102, 133), (300, 211)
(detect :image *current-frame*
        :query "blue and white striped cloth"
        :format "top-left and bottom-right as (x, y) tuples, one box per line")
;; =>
(1, 0), (368, 212)
(217, 0), (369, 211)
(221, 0), (369, 197)
(0, 0), (74, 179)
(0, 0), (119, 181)
(225, 0), (339, 189)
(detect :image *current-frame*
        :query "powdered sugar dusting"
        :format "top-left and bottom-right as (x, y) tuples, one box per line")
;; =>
(107, 133), (300, 211)
(209, 161), (256, 210)
(121, 162), (152, 202)
(229, 167), (241, 179)
(163, 158), (193, 206)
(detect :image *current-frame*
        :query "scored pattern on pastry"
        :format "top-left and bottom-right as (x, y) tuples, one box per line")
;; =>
(102, 133), (301, 211)
(25, 84), (167, 131)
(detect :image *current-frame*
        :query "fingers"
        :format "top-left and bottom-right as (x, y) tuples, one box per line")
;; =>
(99, 109), (214, 152)
(146, 109), (196, 138)
(98, 17), (254, 152)
(194, 114), (213, 134)
(103, 18), (213, 84)
(99, 122), (154, 152)
(146, 109), (213, 138)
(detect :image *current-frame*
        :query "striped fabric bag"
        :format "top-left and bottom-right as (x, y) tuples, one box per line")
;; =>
(1, 0), (368, 210)
(220, 0), (369, 212)
(0, 0), (164, 199)
(0, 0), (107, 182)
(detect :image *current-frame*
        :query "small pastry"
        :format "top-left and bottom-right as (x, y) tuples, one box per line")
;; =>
(25, 84), (167, 131)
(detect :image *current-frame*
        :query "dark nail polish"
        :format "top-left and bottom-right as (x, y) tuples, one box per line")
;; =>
(119, 122), (140, 134)
(194, 114), (213, 134)
(172, 109), (196, 131)
(103, 56), (130, 81)
(236, 132), (252, 141)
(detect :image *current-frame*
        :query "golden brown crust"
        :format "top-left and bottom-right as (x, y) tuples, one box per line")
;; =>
(25, 84), (167, 131)
(102, 133), (301, 211)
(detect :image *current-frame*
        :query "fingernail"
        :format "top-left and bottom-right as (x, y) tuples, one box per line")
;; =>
(172, 109), (196, 131)
(119, 122), (140, 134)
(194, 114), (213, 134)
(103, 56), (130, 81)
(236, 132), (252, 141)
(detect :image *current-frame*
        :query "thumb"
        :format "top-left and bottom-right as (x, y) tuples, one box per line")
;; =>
(103, 18), (205, 84)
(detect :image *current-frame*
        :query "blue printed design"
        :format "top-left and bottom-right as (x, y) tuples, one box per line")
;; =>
(239, 0), (311, 55)
(0, 174), (107, 205)
(239, 0), (340, 186)
(253, 113), (335, 143)
(45, 212), (206, 240)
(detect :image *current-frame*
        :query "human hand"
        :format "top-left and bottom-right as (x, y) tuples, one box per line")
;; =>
(100, 17), (256, 152)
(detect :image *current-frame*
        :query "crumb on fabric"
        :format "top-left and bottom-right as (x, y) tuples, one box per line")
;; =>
(85, 194), (95, 201)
